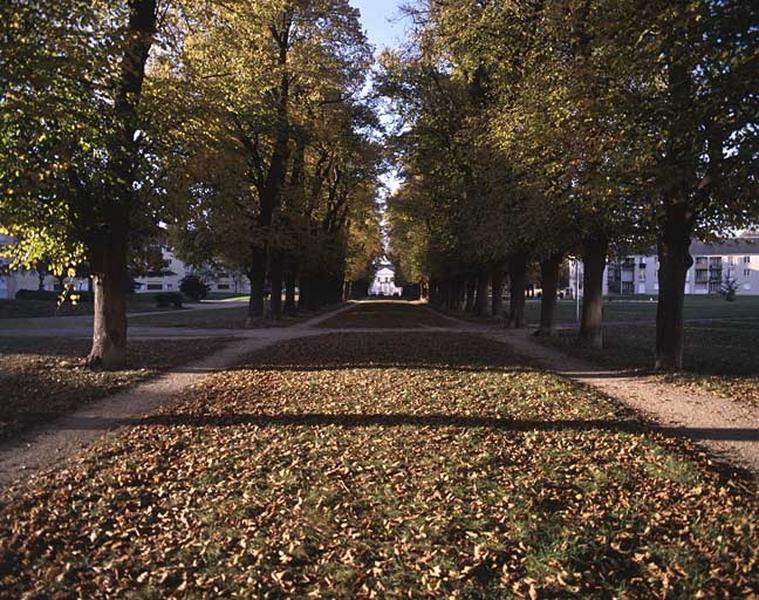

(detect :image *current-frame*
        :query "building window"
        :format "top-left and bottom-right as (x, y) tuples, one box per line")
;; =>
(147, 284), (163, 291)
(745, 269), (751, 278)
(745, 256), (751, 264)
(638, 270), (646, 281)
(695, 269), (709, 284)
(166, 284), (174, 290)
(695, 256), (707, 267)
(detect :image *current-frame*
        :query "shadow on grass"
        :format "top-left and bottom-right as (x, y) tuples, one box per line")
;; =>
(39, 412), (759, 442)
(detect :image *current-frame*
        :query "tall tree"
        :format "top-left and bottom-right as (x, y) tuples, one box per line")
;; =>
(1, 0), (160, 368)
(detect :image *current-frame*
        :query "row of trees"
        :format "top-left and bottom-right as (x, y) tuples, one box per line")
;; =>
(384, 0), (758, 370)
(1, 0), (383, 368)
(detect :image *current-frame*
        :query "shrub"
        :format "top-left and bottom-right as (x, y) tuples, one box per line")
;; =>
(179, 275), (210, 302)
(719, 276), (739, 302)
(155, 292), (183, 308)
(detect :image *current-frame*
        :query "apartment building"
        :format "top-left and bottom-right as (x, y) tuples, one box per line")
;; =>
(0, 235), (247, 299)
(568, 233), (759, 298)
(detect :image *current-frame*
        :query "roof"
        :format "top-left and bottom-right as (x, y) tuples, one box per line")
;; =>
(690, 238), (759, 256)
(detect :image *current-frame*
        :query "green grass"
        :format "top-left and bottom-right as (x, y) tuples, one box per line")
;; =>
(130, 306), (252, 329)
(130, 302), (338, 329)
(0, 337), (230, 439)
(0, 296), (187, 319)
(0, 309), (756, 597)
(522, 295), (759, 325)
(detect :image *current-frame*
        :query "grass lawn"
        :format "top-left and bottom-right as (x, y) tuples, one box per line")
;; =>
(0, 328), (756, 597)
(0, 337), (230, 439)
(522, 294), (759, 325)
(130, 306), (252, 329)
(0, 296), (186, 319)
(319, 301), (451, 329)
(130, 302), (340, 329)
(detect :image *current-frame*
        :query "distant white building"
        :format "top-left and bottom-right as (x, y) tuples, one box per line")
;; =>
(369, 258), (403, 297)
(0, 234), (247, 299)
(568, 233), (759, 298)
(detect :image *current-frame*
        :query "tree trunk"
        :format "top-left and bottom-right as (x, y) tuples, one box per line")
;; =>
(579, 233), (608, 349)
(465, 276), (477, 312)
(284, 266), (298, 316)
(505, 252), (528, 328)
(247, 246), (267, 324)
(536, 253), (562, 337)
(268, 255), (283, 320)
(87, 241), (128, 369)
(655, 203), (694, 370)
(475, 270), (490, 316)
(491, 265), (505, 316)
(87, 0), (156, 369)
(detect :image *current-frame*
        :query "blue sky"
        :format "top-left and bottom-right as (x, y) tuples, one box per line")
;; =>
(351, 1), (408, 199)
(352, 0), (408, 54)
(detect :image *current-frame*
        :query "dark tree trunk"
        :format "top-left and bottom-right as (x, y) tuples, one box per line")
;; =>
(429, 279), (439, 305)
(475, 270), (490, 316)
(247, 247), (267, 324)
(299, 275), (314, 311)
(87, 0), (156, 369)
(458, 277), (467, 311)
(491, 265), (505, 317)
(284, 266), (298, 316)
(268, 255), (283, 320)
(536, 253), (562, 337)
(465, 277), (477, 312)
(87, 240), (129, 369)
(447, 279), (459, 311)
(505, 252), (528, 328)
(579, 233), (608, 349)
(655, 203), (694, 370)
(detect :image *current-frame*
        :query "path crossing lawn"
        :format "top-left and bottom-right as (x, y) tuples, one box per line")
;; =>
(534, 317), (759, 406)
(0, 305), (756, 597)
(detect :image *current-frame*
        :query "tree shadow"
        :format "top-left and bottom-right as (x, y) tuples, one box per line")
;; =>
(35, 411), (759, 442)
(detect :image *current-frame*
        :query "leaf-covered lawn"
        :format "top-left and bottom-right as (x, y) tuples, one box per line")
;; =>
(319, 301), (451, 329)
(1, 326), (756, 597)
(0, 337), (230, 439)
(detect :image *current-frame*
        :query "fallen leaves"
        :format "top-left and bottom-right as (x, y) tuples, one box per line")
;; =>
(0, 337), (231, 439)
(0, 315), (757, 598)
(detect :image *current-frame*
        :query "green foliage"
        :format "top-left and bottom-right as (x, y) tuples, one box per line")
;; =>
(384, 0), (758, 286)
(151, 0), (383, 289)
